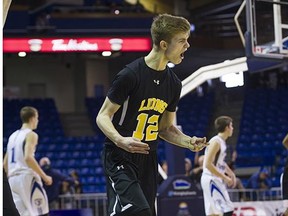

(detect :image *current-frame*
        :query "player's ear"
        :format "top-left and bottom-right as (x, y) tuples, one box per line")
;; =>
(160, 40), (168, 50)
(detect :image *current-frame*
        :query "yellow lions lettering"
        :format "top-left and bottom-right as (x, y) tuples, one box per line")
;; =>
(138, 98), (168, 114)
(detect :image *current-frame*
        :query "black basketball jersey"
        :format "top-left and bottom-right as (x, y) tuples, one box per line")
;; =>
(106, 57), (182, 150)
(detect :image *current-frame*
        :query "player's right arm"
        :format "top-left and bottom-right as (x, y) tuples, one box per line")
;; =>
(283, 133), (288, 150)
(3, 0), (12, 25)
(205, 140), (233, 187)
(3, 152), (8, 174)
(25, 131), (52, 185)
(96, 97), (150, 154)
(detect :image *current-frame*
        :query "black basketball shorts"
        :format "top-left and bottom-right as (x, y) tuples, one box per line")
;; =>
(102, 144), (158, 216)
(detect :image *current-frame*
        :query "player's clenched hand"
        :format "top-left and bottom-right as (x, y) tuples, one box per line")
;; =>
(43, 175), (53, 186)
(116, 137), (150, 154)
(187, 136), (209, 152)
(224, 176), (233, 188)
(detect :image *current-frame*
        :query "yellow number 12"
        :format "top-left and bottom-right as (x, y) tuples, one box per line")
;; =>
(132, 113), (159, 141)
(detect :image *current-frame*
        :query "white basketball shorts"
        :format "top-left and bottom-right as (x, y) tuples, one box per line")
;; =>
(9, 173), (49, 216)
(201, 174), (234, 215)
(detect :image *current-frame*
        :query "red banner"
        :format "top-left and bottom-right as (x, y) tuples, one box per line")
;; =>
(3, 37), (151, 53)
(233, 200), (287, 216)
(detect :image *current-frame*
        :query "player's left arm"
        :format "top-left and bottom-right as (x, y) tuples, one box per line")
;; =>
(158, 110), (208, 152)
(225, 163), (237, 188)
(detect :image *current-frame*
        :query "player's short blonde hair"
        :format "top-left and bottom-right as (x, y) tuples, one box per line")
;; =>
(214, 116), (233, 133)
(20, 106), (38, 123)
(151, 13), (190, 47)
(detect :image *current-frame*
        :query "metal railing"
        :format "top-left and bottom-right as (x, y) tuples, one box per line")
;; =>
(228, 187), (282, 202)
(57, 187), (282, 216)
(58, 193), (107, 216)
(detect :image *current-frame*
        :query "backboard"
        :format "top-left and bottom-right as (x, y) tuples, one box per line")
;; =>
(245, 0), (288, 60)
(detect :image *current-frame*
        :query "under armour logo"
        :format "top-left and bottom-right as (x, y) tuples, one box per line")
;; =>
(117, 165), (124, 170)
(153, 80), (160, 85)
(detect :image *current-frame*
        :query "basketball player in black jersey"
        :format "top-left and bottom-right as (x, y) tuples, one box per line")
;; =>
(96, 14), (209, 216)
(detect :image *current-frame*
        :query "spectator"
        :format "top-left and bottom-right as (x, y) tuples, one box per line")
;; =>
(60, 181), (74, 209)
(184, 158), (192, 177)
(227, 150), (246, 201)
(40, 157), (78, 210)
(246, 168), (272, 190)
(246, 167), (272, 201)
(188, 154), (204, 185)
(69, 170), (82, 194)
(58, 169), (82, 209)
(227, 150), (245, 190)
(158, 160), (168, 185)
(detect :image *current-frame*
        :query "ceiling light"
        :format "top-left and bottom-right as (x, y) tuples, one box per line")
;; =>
(18, 52), (26, 57)
(102, 51), (112, 57)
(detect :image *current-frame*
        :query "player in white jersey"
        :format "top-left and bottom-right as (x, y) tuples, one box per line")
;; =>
(201, 116), (236, 216)
(282, 133), (288, 216)
(3, 106), (53, 216)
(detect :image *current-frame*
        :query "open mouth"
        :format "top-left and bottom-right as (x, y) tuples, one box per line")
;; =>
(180, 52), (185, 59)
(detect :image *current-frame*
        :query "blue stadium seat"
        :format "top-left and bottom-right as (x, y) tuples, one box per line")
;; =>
(79, 168), (91, 176)
(67, 159), (78, 167)
(95, 167), (103, 175)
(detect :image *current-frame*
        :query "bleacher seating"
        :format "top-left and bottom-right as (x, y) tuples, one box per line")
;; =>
(3, 98), (64, 139)
(35, 136), (106, 193)
(158, 92), (214, 164)
(236, 87), (288, 184)
(85, 97), (105, 136)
